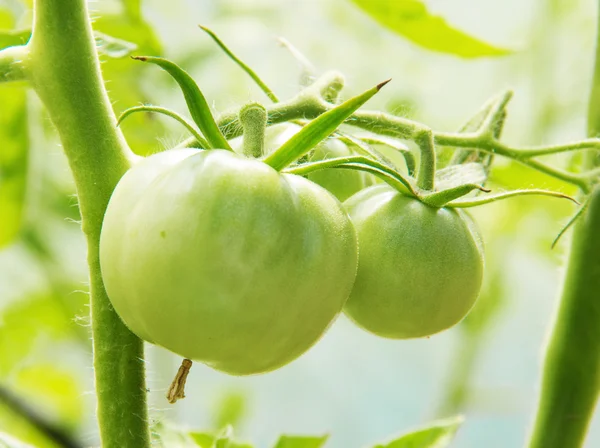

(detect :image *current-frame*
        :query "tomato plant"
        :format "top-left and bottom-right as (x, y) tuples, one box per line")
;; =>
(1, 1), (600, 448)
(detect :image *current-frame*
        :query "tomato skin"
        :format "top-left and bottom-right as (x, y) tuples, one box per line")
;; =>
(100, 149), (358, 375)
(343, 184), (484, 339)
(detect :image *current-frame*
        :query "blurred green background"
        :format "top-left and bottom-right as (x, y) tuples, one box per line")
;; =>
(0, 0), (599, 446)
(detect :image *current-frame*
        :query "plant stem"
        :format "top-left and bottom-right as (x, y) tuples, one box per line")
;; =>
(27, 1), (149, 447)
(527, 3), (600, 446)
(239, 102), (267, 158)
(414, 129), (436, 190)
(174, 86), (593, 190)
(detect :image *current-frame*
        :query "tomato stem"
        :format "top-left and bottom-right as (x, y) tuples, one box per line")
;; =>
(27, 1), (150, 446)
(415, 129), (436, 191)
(239, 102), (267, 158)
(175, 73), (595, 190)
(527, 1), (600, 445)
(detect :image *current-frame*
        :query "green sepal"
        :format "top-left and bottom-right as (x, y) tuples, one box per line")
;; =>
(421, 183), (490, 208)
(357, 134), (416, 175)
(117, 105), (209, 149)
(551, 197), (590, 249)
(434, 162), (487, 191)
(283, 155), (416, 195)
(131, 55), (232, 150)
(199, 25), (279, 103)
(264, 80), (390, 170)
(446, 189), (578, 208)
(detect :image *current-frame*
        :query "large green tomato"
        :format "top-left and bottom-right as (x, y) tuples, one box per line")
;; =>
(343, 184), (484, 339)
(231, 123), (369, 201)
(99, 149), (358, 375)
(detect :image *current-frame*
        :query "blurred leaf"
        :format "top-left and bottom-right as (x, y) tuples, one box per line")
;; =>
(372, 416), (463, 448)
(461, 262), (506, 336)
(0, 432), (34, 447)
(0, 84), (28, 248)
(435, 163), (487, 191)
(0, 27), (138, 58)
(95, 31), (137, 58)
(189, 432), (215, 448)
(93, 14), (164, 155)
(212, 391), (247, 430)
(0, 9), (15, 29)
(122, 0), (142, 23)
(489, 160), (577, 195)
(153, 421), (200, 447)
(14, 365), (83, 430)
(0, 30), (29, 49)
(0, 294), (76, 377)
(273, 435), (328, 448)
(350, 0), (511, 58)
(155, 423), (252, 448)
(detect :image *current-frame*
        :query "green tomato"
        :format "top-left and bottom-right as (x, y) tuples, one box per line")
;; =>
(99, 149), (358, 375)
(343, 184), (484, 339)
(230, 123), (369, 201)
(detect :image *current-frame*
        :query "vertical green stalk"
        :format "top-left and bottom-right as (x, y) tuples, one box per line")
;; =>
(415, 129), (436, 191)
(239, 103), (267, 158)
(527, 3), (600, 446)
(27, 1), (149, 447)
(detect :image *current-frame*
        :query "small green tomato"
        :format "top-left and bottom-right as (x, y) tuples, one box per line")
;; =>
(99, 149), (358, 375)
(343, 184), (484, 339)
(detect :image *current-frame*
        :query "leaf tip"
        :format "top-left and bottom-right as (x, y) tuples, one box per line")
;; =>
(131, 55), (147, 62)
(377, 78), (392, 90)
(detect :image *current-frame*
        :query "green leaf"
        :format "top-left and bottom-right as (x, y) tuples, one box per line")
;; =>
(152, 421), (200, 447)
(14, 364), (84, 430)
(94, 31), (137, 58)
(132, 55), (232, 151)
(0, 8), (15, 29)
(93, 14), (164, 156)
(273, 434), (328, 448)
(435, 163), (487, 192)
(121, 0), (142, 23)
(350, 0), (511, 58)
(211, 391), (248, 430)
(373, 416), (463, 448)
(188, 432), (216, 448)
(0, 83), (28, 248)
(0, 30), (30, 50)
(0, 432), (35, 447)
(0, 293), (77, 378)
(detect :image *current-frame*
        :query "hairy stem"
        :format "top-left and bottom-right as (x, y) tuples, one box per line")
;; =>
(527, 3), (600, 446)
(175, 85), (592, 190)
(27, 1), (149, 446)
